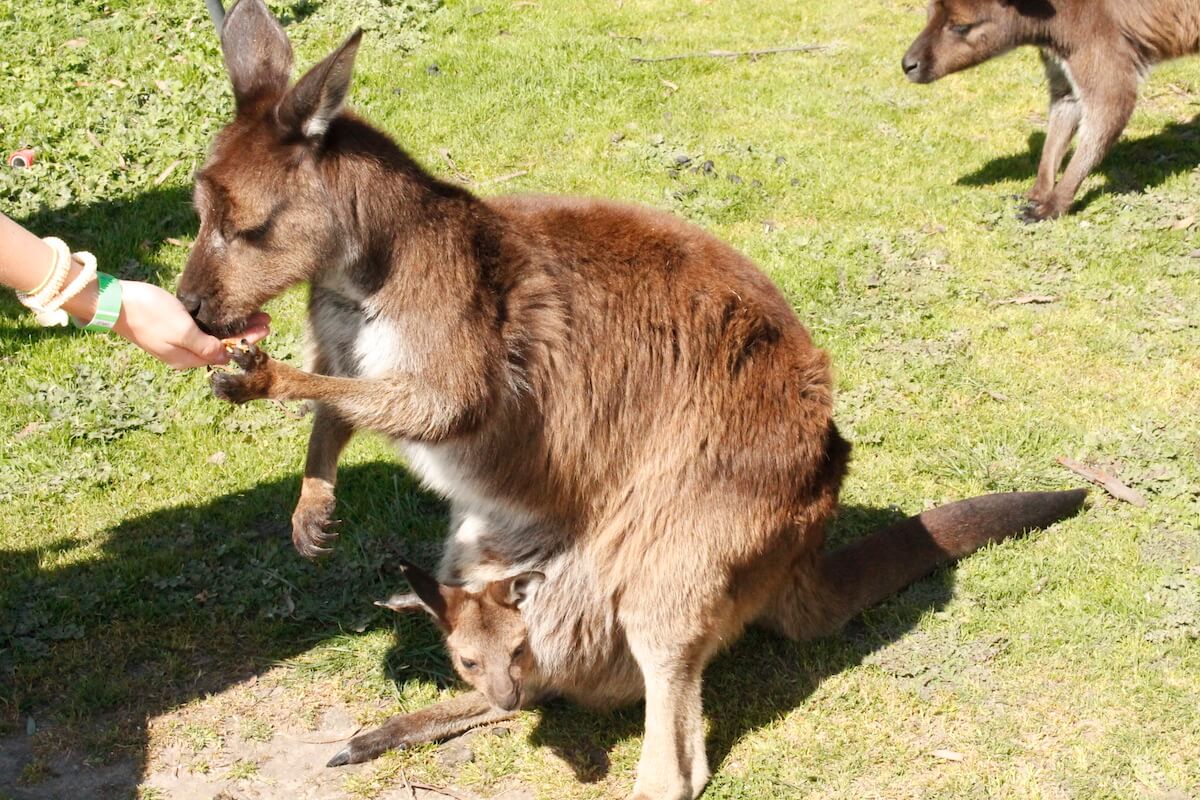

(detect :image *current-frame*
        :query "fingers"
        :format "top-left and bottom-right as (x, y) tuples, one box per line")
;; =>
(158, 345), (214, 370)
(179, 324), (230, 366)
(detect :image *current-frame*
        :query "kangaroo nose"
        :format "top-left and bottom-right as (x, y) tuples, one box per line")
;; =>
(177, 291), (202, 319)
(902, 54), (920, 75)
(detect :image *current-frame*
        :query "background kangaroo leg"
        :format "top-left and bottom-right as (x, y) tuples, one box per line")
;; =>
(327, 691), (516, 767)
(1025, 51), (1137, 221)
(1029, 50), (1082, 205)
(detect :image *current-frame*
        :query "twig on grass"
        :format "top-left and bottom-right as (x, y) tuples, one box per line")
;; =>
(439, 148), (473, 184)
(1057, 457), (1147, 507)
(404, 781), (481, 800)
(631, 45), (827, 64)
(478, 169), (529, 186)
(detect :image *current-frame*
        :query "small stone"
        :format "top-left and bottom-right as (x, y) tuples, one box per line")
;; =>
(674, 154), (692, 166)
(436, 736), (475, 768)
(700, 160), (715, 175)
(774, 155), (787, 167)
(728, 174), (743, 185)
(426, 63), (441, 76)
(790, 177), (801, 186)
(489, 725), (513, 737)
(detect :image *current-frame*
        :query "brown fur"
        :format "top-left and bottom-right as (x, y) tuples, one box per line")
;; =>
(903, 0), (1200, 220)
(180, 3), (1086, 797)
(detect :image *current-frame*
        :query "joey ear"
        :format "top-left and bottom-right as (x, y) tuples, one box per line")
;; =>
(396, 558), (462, 629)
(374, 593), (427, 613)
(220, 0), (293, 110)
(502, 571), (545, 610)
(276, 29), (363, 141)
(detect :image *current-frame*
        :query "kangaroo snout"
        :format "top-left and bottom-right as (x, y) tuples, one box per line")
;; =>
(901, 52), (922, 80)
(901, 45), (933, 83)
(176, 290), (203, 320)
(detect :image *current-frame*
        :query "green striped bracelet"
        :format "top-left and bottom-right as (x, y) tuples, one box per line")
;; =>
(72, 272), (123, 332)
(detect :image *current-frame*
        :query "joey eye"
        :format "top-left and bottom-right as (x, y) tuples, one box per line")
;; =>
(949, 22), (974, 35)
(461, 658), (479, 671)
(512, 645), (526, 659)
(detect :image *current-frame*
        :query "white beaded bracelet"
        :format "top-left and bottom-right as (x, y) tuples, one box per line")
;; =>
(16, 237), (71, 315)
(18, 241), (100, 327)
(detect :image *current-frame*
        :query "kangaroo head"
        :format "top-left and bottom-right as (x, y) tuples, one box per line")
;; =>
(176, 0), (363, 338)
(379, 560), (544, 712)
(902, 0), (1055, 84)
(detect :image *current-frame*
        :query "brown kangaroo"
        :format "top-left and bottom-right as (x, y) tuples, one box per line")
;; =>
(903, 0), (1200, 220)
(177, 2), (1086, 796)
(340, 490), (1086, 774)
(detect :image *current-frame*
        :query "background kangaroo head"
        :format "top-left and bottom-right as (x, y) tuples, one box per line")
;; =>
(379, 561), (545, 712)
(902, 0), (1055, 84)
(176, 0), (363, 338)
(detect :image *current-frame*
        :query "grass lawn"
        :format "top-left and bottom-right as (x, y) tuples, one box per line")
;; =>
(2, 0), (1198, 798)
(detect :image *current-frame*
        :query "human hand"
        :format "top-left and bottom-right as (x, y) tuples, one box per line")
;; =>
(112, 280), (270, 368)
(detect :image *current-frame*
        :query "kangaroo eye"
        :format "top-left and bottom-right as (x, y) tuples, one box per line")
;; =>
(236, 219), (273, 244)
(461, 658), (479, 671)
(950, 23), (973, 35)
(512, 645), (526, 659)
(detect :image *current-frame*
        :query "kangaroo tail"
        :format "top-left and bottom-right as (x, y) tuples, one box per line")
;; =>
(759, 489), (1087, 640)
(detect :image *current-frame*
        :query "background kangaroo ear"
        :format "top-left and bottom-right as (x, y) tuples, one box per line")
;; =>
(503, 572), (545, 610)
(220, 0), (293, 111)
(395, 559), (462, 629)
(276, 29), (363, 141)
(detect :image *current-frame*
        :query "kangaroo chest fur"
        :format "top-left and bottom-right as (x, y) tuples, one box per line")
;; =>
(307, 270), (547, 559)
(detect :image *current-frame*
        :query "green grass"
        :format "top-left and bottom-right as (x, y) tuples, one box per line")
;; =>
(2, 0), (1198, 798)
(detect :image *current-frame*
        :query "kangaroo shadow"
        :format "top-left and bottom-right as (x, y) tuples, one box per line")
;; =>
(0, 185), (196, 327)
(956, 113), (1200, 211)
(0, 460), (446, 800)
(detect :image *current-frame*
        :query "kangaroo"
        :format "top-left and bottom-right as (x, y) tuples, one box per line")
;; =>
(178, 2), (1086, 797)
(903, 0), (1200, 221)
(340, 490), (1086, 771)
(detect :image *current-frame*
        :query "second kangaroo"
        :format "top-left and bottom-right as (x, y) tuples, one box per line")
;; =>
(903, 0), (1200, 220)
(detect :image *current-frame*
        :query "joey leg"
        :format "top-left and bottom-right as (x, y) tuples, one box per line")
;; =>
(327, 691), (517, 767)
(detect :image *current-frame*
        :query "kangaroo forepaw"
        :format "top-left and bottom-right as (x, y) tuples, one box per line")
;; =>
(292, 494), (339, 559)
(211, 344), (274, 404)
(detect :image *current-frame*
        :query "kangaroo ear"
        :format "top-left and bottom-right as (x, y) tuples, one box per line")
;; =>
(395, 558), (463, 630)
(501, 571), (545, 610)
(276, 29), (363, 141)
(374, 593), (427, 613)
(220, 0), (293, 111)
(1002, 0), (1055, 19)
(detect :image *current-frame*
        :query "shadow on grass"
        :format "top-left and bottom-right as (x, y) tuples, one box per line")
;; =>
(519, 503), (958, 787)
(1, 185), (196, 324)
(3, 462), (961, 798)
(957, 113), (1200, 210)
(0, 460), (448, 799)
